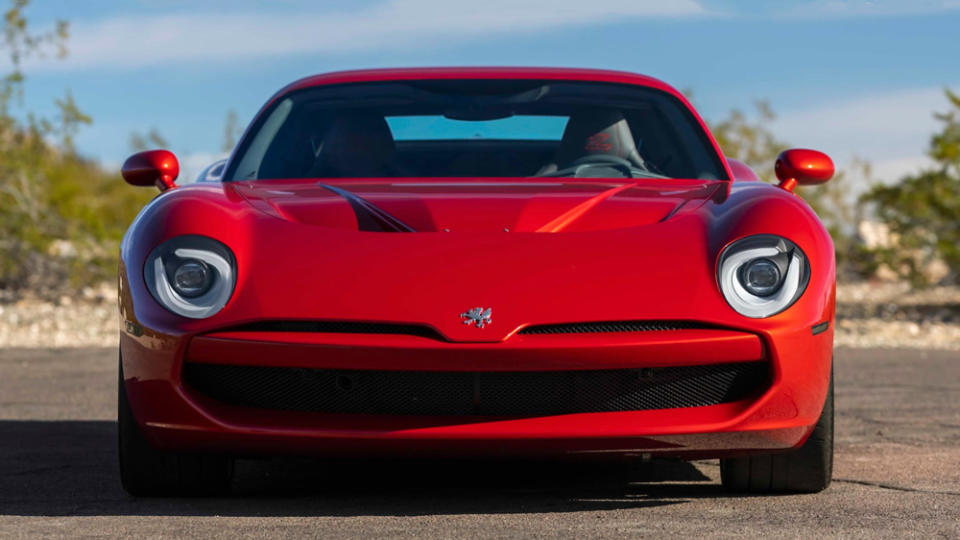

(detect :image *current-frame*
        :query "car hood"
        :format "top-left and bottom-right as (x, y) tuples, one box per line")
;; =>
(231, 178), (724, 233)
(123, 178), (835, 343)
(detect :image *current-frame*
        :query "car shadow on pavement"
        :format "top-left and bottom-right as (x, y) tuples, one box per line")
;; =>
(0, 420), (728, 517)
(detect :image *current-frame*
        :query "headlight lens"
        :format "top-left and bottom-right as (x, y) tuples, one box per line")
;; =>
(173, 260), (212, 298)
(741, 258), (781, 296)
(144, 236), (236, 319)
(718, 235), (809, 318)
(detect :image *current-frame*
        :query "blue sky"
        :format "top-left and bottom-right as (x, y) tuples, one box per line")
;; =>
(15, 0), (960, 185)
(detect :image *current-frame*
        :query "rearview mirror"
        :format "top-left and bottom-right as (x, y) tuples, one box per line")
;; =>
(775, 149), (834, 192)
(122, 149), (179, 191)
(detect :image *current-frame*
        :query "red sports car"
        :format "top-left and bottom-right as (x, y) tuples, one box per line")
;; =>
(118, 67), (835, 496)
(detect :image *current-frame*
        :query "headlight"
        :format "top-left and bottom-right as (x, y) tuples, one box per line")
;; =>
(144, 235), (236, 319)
(717, 235), (809, 318)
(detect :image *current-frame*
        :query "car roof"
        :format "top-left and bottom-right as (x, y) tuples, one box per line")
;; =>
(277, 67), (684, 100)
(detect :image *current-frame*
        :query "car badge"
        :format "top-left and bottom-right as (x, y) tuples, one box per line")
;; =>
(460, 307), (492, 328)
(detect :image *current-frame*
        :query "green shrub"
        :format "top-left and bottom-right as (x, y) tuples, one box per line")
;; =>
(0, 0), (153, 295)
(860, 90), (960, 285)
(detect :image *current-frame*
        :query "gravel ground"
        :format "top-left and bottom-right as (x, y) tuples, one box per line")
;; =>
(0, 283), (117, 348)
(1, 281), (958, 349)
(835, 282), (960, 350)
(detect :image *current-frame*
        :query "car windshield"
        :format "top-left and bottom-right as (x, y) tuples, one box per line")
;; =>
(225, 80), (727, 181)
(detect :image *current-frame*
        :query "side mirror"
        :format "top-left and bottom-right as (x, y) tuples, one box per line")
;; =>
(122, 149), (179, 191)
(775, 148), (834, 192)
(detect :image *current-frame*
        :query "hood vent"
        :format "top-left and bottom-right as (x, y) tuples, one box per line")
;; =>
(317, 183), (415, 232)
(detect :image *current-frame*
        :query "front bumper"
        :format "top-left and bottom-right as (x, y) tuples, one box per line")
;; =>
(120, 321), (833, 459)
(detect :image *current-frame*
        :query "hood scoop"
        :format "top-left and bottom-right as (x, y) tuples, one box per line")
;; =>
(233, 179), (722, 233)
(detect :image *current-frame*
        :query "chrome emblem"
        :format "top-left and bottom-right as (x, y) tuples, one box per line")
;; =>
(460, 307), (492, 328)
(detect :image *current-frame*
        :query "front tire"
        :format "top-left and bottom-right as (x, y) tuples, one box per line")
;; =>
(118, 352), (233, 496)
(720, 368), (833, 494)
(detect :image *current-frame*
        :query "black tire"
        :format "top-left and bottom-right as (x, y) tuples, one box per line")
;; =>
(118, 352), (233, 496)
(720, 367), (833, 494)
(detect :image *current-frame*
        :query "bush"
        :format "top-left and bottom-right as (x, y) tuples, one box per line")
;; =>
(860, 90), (960, 285)
(0, 1), (153, 296)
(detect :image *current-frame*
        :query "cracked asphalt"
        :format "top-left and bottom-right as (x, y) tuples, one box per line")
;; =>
(0, 347), (957, 538)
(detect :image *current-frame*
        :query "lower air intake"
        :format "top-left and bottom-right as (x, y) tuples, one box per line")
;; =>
(183, 362), (768, 417)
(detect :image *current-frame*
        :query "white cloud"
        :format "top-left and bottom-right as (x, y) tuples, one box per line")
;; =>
(780, 0), (960, 18)
(866, 155), (936, 185)
(770, 86), (954, 190)
(22, 0), (705, 71)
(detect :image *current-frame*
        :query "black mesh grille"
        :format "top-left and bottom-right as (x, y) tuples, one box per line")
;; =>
(226, 320), (443, 340)
(519, 320), (710, 335)
(183, 362), (768, 417)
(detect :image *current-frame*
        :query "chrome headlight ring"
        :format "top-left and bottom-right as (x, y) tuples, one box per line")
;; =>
(717, 235), (810, 318)
(144, 235), (237, 319)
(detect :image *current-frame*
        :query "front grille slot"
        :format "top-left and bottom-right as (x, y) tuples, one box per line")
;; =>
(519, 320), (711, 335)
(183, 362), (768, 417)
(226, 320), (443, 340)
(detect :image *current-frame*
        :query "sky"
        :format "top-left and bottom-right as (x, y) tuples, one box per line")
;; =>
(15, 0), (960, 186)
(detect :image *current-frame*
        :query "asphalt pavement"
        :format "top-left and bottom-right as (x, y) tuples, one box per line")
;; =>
(0, 347), (957, 538)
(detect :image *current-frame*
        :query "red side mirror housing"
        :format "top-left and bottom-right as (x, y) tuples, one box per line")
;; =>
(775, 148), (834, 192)
(122, 149), (179, 191)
